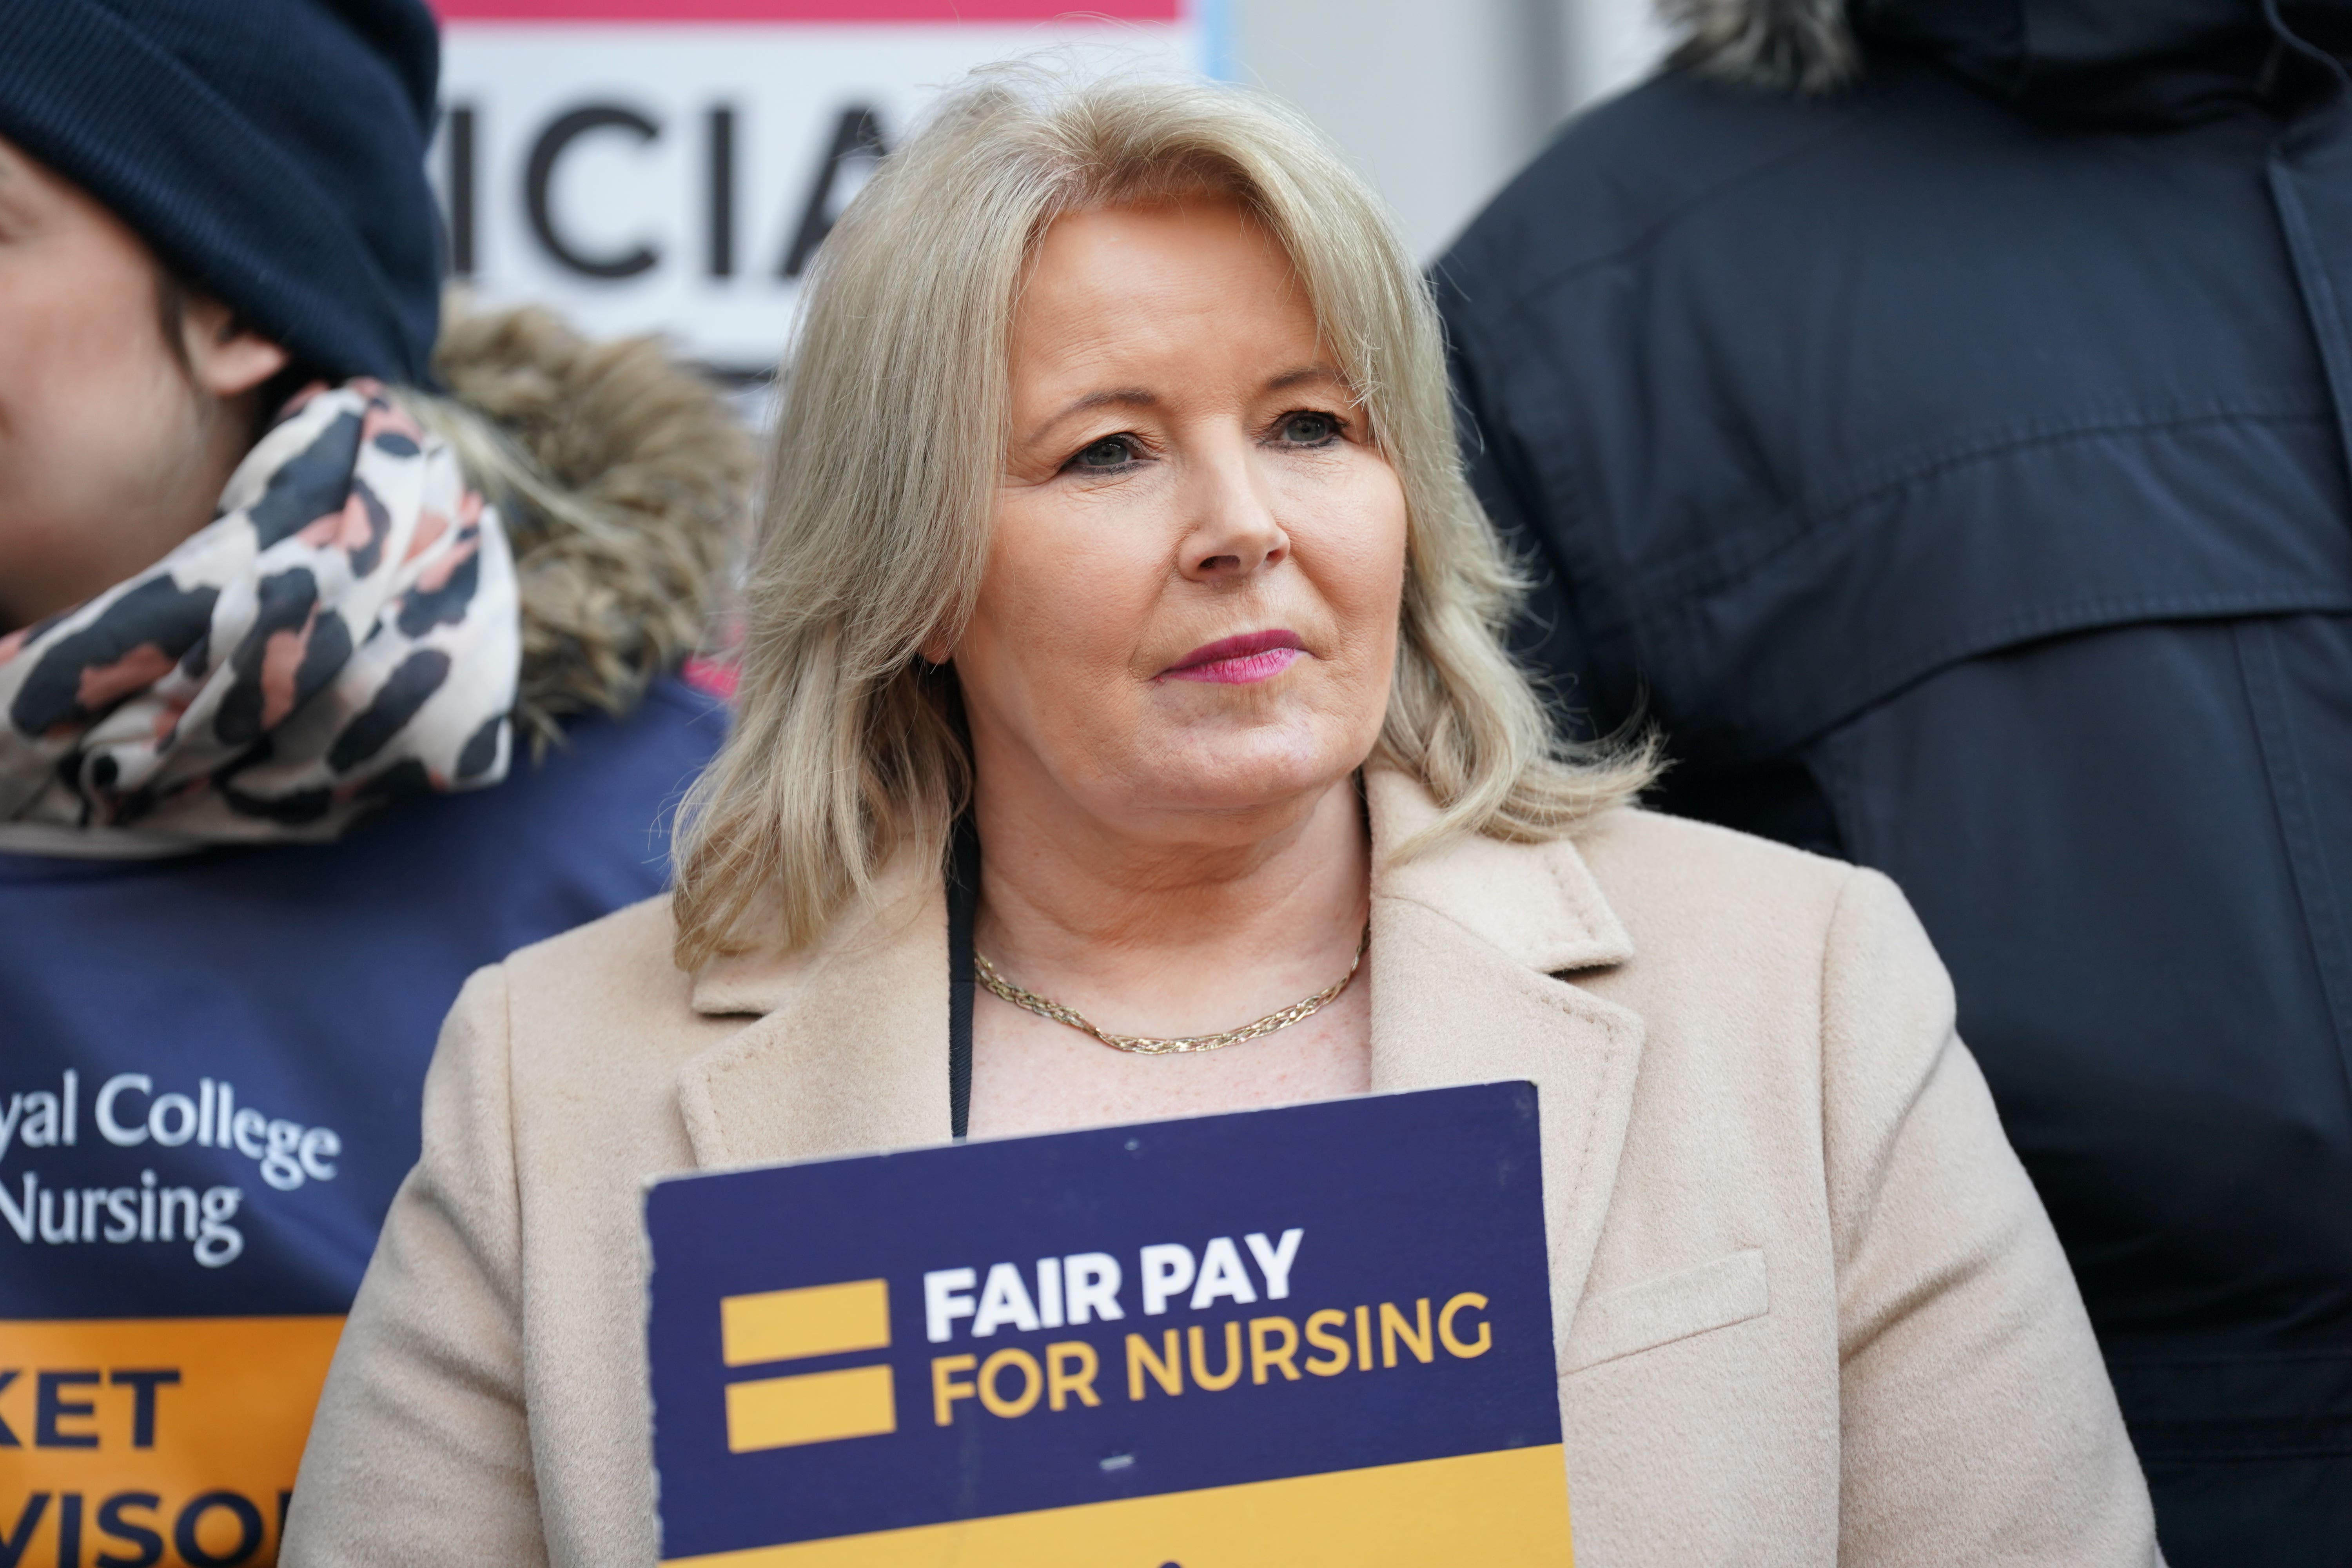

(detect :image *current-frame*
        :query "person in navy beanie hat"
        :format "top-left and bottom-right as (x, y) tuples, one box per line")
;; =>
(0, 3), (754, 1553)
(0, 0), (443, 383)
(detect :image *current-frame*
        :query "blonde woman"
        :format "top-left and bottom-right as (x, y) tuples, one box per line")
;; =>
(286, 71), (2158, 1564)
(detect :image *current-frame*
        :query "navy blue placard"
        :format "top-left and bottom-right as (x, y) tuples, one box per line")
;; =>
(645, 1081), (1558, 1561)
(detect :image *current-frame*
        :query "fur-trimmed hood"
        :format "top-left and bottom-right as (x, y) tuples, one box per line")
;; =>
(416, 296), (754, 748)
(1662, 0), (1858, 94)
(1663, 0), (2327, 109)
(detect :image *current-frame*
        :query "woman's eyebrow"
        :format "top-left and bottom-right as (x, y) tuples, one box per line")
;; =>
(1266, 364), (1345, 392)
(1024, 388), (1156, 446)
(1021, 366), (1347, 448)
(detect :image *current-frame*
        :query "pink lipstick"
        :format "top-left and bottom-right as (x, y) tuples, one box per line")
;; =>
(1159, 629), (1307, 684)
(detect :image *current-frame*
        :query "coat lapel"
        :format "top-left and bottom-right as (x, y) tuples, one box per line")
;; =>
(675, 857), (953, 1169)
(1364, 769), (1648, 1354)
(671, 770), (1649, 1356)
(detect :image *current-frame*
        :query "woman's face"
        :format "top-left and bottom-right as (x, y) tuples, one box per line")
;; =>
(952, 197), (1408, 842)
(0, 135), (286, 632)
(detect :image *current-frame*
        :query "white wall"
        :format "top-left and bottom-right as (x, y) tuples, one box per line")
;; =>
(1228, 0), (1673, 261)
(1564, 0), (1682, 107)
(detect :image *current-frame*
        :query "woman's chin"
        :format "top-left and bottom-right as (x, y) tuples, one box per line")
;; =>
(1102, 731), (1365, 824)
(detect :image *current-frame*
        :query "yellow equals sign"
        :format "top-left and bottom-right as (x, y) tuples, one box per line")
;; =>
(720, 1278), (896, 1453)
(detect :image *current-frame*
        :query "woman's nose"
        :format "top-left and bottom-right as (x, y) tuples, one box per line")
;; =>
(1178, 448), (1289, 582)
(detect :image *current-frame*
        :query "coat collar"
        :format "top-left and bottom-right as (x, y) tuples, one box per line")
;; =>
(1358, 768), (1646, 1351)
(677, 857), (955, 1167)
(1359, 766), (1632, 973)
(675, 768), (1647, 1350)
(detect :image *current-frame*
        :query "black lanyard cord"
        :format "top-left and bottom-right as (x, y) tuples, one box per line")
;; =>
(947, 817), (980, 1139)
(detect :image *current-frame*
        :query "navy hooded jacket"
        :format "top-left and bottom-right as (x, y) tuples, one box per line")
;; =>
(1436, 1), (2352, 1559)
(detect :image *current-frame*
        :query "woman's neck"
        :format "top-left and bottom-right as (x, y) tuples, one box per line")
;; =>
(971, 768), (1371, 1030)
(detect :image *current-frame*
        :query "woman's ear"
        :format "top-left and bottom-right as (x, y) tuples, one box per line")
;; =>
(179, 292), (291, 399)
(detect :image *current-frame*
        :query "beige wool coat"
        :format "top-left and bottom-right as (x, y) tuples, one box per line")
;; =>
(284, 770), (2161, 1566)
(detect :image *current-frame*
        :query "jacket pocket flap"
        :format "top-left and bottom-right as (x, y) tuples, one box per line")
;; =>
(1563, 1248), (1768, 1374)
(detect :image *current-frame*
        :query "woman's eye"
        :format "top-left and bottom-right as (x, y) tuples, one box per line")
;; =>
(1070, 436), (1133, 470)
(1279, 412), (1340, 446)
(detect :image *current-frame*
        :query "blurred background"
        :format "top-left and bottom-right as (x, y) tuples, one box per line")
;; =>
(432, 0), (1670, 374)
(1232, 0), (1670, 263)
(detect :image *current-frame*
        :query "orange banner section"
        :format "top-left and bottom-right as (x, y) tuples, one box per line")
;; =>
(0, 1316), (344, 1567)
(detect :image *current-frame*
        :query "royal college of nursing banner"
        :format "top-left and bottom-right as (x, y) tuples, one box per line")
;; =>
(432, 0), (1219, 372)
(646, 1084), (1574, 1566)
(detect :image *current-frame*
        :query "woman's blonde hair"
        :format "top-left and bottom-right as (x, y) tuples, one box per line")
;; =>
(671, 64), (1653, 968)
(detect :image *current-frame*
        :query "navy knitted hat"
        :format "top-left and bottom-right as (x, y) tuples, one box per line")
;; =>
(0, 0), (443, 386)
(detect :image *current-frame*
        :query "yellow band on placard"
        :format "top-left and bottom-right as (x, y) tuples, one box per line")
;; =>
(663, 1443), (1573, 1567)
(726, 1365), (898, 1452)
(722, 1279), (891, 1367)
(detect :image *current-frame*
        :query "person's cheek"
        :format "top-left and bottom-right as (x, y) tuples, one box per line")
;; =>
(1326, 485), (1405, 737)
(1318, 471), (1405, 649)
(992, 497), (1133, 739)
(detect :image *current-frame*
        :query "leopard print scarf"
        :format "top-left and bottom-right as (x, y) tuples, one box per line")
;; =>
(0, 381), (519, 854)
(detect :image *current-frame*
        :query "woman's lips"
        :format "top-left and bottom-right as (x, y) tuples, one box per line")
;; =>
(1160, 629), (1307, 684)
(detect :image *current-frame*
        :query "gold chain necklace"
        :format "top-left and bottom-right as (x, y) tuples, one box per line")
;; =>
(973, 924), (1370, 1057)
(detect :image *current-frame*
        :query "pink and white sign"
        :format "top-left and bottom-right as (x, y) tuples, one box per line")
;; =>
(431, 1), (1216, 370)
